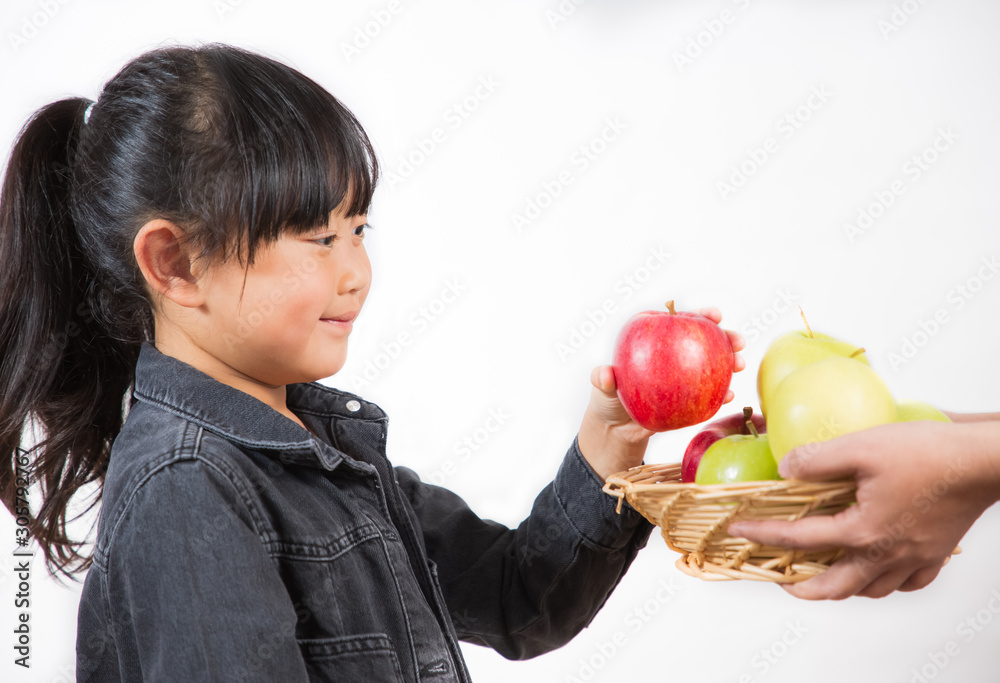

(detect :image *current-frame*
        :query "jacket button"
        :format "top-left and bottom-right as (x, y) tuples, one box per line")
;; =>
(345, 400), (361, 412)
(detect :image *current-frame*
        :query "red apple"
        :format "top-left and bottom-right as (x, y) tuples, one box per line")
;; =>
(612, 301), (734, 432)
(681, 407), (766, 483)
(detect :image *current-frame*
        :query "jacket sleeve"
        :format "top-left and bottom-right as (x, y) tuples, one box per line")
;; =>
(91, 458), (310, 682)
(394, 435), (654, 660)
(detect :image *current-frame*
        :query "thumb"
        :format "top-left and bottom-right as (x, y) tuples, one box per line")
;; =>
(590, 365), (617, 396)
(780, 433), (862, 481)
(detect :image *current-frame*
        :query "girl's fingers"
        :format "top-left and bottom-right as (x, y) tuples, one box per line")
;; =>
(733, 353), (746, 373)
(692, 306), (721, 324)
(684, 308), (746, 361)
(724, 328), (746, 353)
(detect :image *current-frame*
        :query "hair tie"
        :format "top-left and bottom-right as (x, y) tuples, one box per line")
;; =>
(83, 102), (96, 124)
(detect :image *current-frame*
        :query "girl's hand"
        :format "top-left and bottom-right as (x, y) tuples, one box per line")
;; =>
(727, 420), (1000, 600)
(578, 306), (745, 482)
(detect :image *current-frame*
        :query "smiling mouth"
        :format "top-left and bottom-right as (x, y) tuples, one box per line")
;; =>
(321, 311), (358, 325)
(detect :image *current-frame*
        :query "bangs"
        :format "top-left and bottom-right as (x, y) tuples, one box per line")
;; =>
(190, 45), (379, 265)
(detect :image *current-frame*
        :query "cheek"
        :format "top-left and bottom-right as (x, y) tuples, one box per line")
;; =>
(220, 277), (313, 343)
(268, 274), (330, 333)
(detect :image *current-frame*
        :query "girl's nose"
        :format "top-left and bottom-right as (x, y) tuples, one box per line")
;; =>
(338, 242), (371, 296)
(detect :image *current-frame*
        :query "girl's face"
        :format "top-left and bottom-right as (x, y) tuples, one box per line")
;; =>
(191, 210), (371, 387)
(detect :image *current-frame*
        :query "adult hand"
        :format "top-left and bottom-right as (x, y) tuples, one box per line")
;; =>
(728, 420), (1000, 600)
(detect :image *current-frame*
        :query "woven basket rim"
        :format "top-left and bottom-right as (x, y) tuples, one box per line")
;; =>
(604, 462), (957, 583)
(601, 462), (858, 583)
(603, 462), (856, 499)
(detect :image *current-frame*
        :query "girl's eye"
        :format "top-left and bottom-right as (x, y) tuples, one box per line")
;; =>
(313, 223), (370, 246)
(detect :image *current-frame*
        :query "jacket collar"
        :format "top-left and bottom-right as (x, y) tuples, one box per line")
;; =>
(131, 342), (387, 470)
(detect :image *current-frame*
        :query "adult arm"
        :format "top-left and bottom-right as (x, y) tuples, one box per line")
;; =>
(942, 410), (1000, 423)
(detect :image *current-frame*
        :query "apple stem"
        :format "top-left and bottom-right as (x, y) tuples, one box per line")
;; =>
(799, 306), (814, 338)
(742, 406), (759, 438)
(849, 347), (866, 359)
(665, 300), (676, 315)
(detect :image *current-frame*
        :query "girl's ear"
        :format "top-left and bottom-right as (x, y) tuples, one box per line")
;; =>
(133, 219), (205, 307)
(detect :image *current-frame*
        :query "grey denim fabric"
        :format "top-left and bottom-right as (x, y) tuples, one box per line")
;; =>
(76, 342), (653, 682)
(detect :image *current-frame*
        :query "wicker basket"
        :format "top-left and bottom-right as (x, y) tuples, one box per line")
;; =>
(603, 462), (857, 583)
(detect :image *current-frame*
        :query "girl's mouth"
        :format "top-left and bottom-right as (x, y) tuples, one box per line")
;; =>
(320, 310), (357, 331)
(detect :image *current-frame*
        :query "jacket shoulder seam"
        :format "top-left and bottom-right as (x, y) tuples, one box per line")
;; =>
(98, 423), (272, 570)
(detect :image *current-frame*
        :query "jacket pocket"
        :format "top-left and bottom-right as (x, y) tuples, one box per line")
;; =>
(299, 633), (404, 682)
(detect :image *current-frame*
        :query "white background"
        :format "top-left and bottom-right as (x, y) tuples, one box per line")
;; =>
(2, 0), (1000, 681)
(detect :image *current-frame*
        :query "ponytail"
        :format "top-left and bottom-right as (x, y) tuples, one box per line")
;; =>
(0, 99), (140, 577)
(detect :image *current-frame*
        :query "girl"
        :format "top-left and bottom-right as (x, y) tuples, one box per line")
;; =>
(0, 43), (742, 681)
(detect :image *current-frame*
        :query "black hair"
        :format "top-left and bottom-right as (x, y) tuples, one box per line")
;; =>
(0, 42), (379, 577)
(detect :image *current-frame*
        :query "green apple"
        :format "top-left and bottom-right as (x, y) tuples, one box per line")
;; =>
(695, 432), (779, 484)
(767, 356), (897, 463)
(757, 329), (868, 419)
(896, 400), (951, 423)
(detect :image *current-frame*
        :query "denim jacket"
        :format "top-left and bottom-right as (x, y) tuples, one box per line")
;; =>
(76, 343), (653, 682)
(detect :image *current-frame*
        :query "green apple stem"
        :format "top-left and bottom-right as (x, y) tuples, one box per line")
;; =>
(799, 306), (814, 338)
(665, 300), (676, 315)
(849, 347), (866, 359)
(742, 406), (760, 438)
